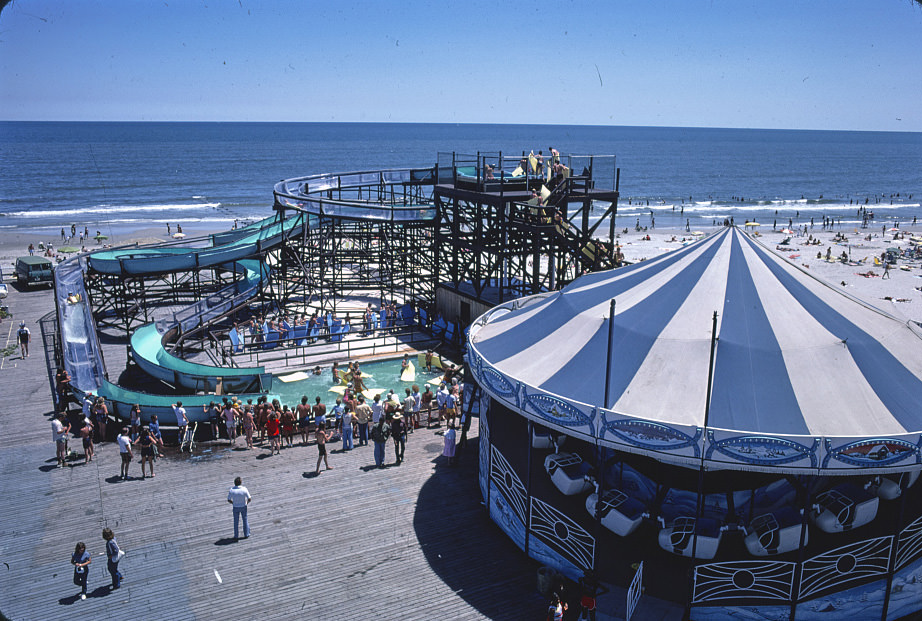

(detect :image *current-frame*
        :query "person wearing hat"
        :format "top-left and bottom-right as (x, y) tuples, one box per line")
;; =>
(391, 407), (406, 465)
(17, 320), (30, 358)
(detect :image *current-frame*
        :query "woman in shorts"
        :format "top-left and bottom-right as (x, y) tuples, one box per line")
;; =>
(242, 404), (255, 449)
(222, 400), (238, 444)
(133, 425), (157, 478)
(80, 417), (94, 464)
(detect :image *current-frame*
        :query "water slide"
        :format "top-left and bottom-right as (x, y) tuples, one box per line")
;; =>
(58, 168), (442, 425)
(56, 216), (305, 424)
(129, 259), (271, 393)
(88, 213), (309, 275)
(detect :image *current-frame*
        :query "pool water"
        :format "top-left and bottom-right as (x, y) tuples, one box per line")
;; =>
(269, 356), (449, 408)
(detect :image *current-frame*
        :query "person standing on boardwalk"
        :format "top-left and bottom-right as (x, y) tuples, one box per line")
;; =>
(227, 476), (251, 540)
(436, 383), (449, 426)
(130, 404), (142, 441)
(421, 386), (435, 427)
(391, 411), (406, 465)
(172, 402), (189, 445)
(331, 397), (344, 433)
(117, 427), (133, 480)
(79, 415), (94, 464)
(102, 528), (123, 589)
(93, 396), (108, 443)
(312, 396), (327, 431)
(371, 414), (391, 469)
(297, 396), (312, 445)
(242, 404), (255, 449)
(133, 425), (157, 478)
(443, 423), (457, 466)
(403, 387), (417, 432)
(52, 413), (70, 468)
(222, 399), (238, 445)
(341, 404), (355, 450)
(315, 425), (333, 474)
(266, 410), (281, 455)
(410, 384), (421, 431)
(354, 395), (372, 446)
(17, 321), (30, 358)
(71, 542), (91, 599)
(149, 414), (165, 457)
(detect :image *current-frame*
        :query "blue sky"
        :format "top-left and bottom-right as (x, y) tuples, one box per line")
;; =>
(1, 0), (920, 131)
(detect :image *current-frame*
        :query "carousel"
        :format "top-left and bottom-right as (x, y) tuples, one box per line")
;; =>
(467, 226), (922, 620)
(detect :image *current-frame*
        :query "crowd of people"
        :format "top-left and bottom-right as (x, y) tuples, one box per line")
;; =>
(51, 357), (469, 477)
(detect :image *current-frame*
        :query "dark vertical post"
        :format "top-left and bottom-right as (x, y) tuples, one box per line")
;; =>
(610, 168), (620, 247)
(880, 476), (910, 621)
(603, 299), (616, 410)
(596, 299), (616, 571)
(688, 311), (719, 617)
(525, 417), (534, 555)
(789, 482), (812, 621)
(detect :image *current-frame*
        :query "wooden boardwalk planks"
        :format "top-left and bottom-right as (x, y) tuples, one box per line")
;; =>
(0, 286), (549, 620)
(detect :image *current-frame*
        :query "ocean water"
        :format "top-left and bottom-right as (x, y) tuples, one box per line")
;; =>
(1, 121), (920, 236)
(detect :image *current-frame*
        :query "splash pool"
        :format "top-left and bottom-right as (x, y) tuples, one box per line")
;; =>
(269, 355), (450, 407)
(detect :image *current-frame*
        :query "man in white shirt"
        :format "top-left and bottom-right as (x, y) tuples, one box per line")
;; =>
(403, 388), (417, 433)
(82, 392), (94, 420)
(52, 413), (70, 468)
(371, 394), (385, 424)
(411, 385), (421, 431)
(227, 476), (252, 540)
(117, 427), (133, 480)
(437, 384), (450, 426)
(172, 402), (189, 444)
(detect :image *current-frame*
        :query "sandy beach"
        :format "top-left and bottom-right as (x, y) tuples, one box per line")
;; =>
(613, 224), (922, 324)
(3, 222), (921, 325)
(0, 223), (226, 280)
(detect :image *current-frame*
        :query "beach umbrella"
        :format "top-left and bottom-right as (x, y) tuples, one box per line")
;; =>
(172, 232), (186, 239)
(58, 246), (79, 253)
(744, 221), (760, 227)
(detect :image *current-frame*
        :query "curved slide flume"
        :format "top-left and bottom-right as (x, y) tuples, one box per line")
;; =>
(129, 259), (271, 394)
(58, 168), (442, 425)
(56, 218), (307, 424)
(57, 258), (272, 425)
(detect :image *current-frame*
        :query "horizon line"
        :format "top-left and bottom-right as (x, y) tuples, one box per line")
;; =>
(1, 119), (920, 135)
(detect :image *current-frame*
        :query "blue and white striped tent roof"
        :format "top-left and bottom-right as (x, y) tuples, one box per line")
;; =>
(470, 227), (922, 446)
